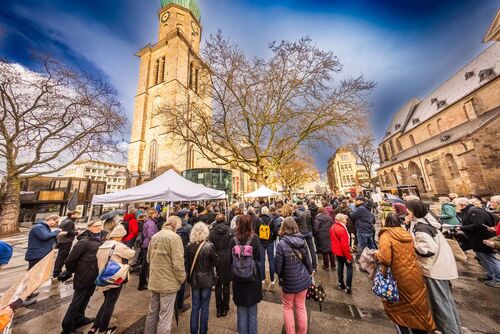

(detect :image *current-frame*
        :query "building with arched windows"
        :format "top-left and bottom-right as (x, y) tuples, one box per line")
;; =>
(376, 18), (500, 199)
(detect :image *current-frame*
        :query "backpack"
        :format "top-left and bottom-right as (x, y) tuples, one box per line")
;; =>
(231, 236), (256, 282)
(259, 223), (270, 240)
(95, 245), (129, 287)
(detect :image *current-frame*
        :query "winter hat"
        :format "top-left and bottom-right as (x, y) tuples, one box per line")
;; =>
(109, 224), (127, 238)
(0, 241), (13, 266)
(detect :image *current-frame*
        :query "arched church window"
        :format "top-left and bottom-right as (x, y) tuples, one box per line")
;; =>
(396, 138), (402, 151)
(154, 59), (160, 85)
(437, 118), (445, 133)
(189, 62), (194, 89)
(409, 134), (416, 146)
(389, 141), (396, 156)
(427, 124), (434, 137)
(445, 154), (460, 179)
(149, 140), (158, 178)
(160, 56), (166, 83)
(195, 68), (200, 93)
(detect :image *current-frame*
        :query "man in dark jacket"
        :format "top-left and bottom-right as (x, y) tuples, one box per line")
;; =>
(349, 196), (376, 257)
(61, 220), (107, 334)
(255, 207), (277, 283)
(25, 215), (60, 269)
(457, 198), (499, 288)
(293, 202), (317, 270)
(53, 211), (78, 278)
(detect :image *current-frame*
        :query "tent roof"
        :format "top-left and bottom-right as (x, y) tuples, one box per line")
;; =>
(91, 169), (226, 205)
(243, 185), (281, 198)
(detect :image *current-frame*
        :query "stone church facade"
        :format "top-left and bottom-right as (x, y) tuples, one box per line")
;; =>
(377, 25), (500, 199)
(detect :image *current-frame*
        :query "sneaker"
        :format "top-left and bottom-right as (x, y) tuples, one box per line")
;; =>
(322, 265), (330, 271)
(338, 283), (346, 290)
(261, 280), (266, 284)
(75, 317), (95, 329)
(99, 327), (117, 334)
(484, 280), (500, 288)
(477, 274), (492, 282)
(87, 327), (97, 334)
(345, 287), (352, 294)
(270, 279), (276, 285)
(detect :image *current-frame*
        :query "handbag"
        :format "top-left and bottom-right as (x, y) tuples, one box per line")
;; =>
(372, 265), (399, 303)
(95, 245), (129, 287)
(306, 282), (327, 311)
(190, 241), (206, 279)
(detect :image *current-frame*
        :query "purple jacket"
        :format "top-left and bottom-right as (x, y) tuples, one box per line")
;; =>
(142, 218), (158, 248)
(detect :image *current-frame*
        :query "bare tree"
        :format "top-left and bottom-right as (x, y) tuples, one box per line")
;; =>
(162, 32), (375, 185)
(348, 135), (379, 188)
(273, 157), (319, 198)
(0, 55), (126, 235)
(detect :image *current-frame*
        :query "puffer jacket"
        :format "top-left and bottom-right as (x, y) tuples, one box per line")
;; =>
(440, 203), (459, 226)
(147, 226), (186, 294)
(313, 213), (333, 253)
(275, 234), (313, 293)
(375, 227), (435, 331)
(186, 241), (217, 289)
(411, 214), (458, 280)
(142, 218), (158, 248)
(65, 230), (108, 290)
(349, 203), (375, 234)
(209, 221), (232, 284)
(294, 208), (312, 236)
(25, 221), (59, 261)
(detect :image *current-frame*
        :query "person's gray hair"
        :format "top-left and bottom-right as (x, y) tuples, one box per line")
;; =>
(439, 197), (451, 204)
(45, 214), (59, 222)
(260, 206), (269, 215)
(455, 197), (471, 207)
(491, 195), (500, 204)
(190, 222), (209, 243)
(335, 213), (348, 223)
(247, 206), (255, 214)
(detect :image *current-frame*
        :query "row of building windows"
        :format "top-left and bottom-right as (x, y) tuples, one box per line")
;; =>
(341, 174), (355, 185)
(340, 164), (353, 172)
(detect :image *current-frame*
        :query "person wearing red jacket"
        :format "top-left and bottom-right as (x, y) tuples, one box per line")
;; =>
(122, 213), (139, 248)
(330, 213), (353, 294)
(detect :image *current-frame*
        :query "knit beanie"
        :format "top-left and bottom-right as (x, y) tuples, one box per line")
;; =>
(109, 224), (127, 238)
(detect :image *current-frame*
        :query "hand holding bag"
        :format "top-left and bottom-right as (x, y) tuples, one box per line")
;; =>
(372, 265), (400, 303)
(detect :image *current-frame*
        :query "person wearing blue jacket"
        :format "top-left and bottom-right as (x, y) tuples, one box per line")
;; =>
(348, 196), (376, 257)
(25, 215), (60, 269)
(275, 217), (313, 334)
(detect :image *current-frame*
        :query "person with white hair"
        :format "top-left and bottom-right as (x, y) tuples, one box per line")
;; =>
(255, 206), (278, 284)
(456, 197), (500, 288)
(186, 223), (217, 334)
(486, 195), (500, 215)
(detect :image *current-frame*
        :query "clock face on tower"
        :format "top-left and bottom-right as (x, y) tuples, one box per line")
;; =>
(161, 11), (170, 23)
(191, 20), (199, 36)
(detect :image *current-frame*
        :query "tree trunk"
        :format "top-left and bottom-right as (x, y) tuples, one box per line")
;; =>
(0, 176), (21, 236)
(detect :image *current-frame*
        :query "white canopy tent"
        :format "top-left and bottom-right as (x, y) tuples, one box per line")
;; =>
(91, 169), (226, 205)
(243, 185), (281, 198)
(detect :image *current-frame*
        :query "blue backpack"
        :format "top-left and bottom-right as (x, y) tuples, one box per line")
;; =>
(231, 236), (256, 282)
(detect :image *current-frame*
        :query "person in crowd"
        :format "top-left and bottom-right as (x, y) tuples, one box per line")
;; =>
(138, 209), (159, 291)
(330, 214), (353, 294)
(230, 215), (262, 334)
(88, 224), (135, 334)
(103, 217), (118, 235)
(308, 200), (319, 222)
(486, 195), (500, 216)
(209, 214), (232, 317)
(230, 208), (243, 230)
(26, 214), (60, 270)
(348, 198), (356, 212)
(53, 211), (78, 278)
(155, 212), (166, 231)
(122, 212), (139, 248)
(456, 197), (499, 288)
(439, 197), (460, 226)
(175, 210), (192, 314)
(186, 223), (217, 334)
(406, 199), (462, 334)
(335, 200), (356, 247)
(313, 207), (335, 271)
(247, 206), (262, 232)
(199, 205), (217, 225)
(374, 213), (435, 334)
(0, 241), (13, 331)
(275, 217), (313, 334)
(392, 203), (408, 226)
(61, 220), (107, 334)
(378, 202), (394, 224)
(144, 216), (185, 334)
(349, 196), (376, 258)
(449, 193), (459, 203)
(321, 200), (335, 220)
(294, 202), (317, 271)
(255, 206), (277, 284)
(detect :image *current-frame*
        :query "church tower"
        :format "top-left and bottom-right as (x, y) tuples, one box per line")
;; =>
(127, 0), (210, 182)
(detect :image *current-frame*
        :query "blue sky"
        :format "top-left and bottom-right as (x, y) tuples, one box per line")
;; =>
(0, 0), (498, 171)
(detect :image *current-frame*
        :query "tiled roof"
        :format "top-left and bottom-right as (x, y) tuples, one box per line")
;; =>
(404, 43), (500, 132)
(383, 97), (420, 140)
(377, 106), (500, 170)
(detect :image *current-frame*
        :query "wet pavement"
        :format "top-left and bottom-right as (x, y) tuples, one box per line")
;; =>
(1, 231), (499, 334)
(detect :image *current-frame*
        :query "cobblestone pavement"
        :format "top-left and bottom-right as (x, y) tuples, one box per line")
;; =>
(1, 231), (499, 334)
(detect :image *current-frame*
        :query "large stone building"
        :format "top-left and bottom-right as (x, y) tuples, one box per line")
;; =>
(327, 148), (368, 196)
(377, 26), (500, 198)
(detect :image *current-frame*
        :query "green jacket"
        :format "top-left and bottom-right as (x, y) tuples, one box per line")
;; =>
(440, 202), (460, 225)
(147, 226), (186, 294)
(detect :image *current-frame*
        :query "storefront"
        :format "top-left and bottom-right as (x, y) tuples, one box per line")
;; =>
(182, 168), (232, 202)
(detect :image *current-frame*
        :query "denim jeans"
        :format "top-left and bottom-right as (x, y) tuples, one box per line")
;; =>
(336, 256), (353, 288)
(259, 242), (275, 281)
(424, 277), (461, 334)
(475, 251), (500, 283)
(237, 304), (258, 334)
(356, 232), (376, 256)
(190, 288), (211, 334)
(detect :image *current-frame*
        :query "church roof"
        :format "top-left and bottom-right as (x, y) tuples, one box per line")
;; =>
(403, 43), (500, 133)
(382, 97), (420, 141)
(161, 0), (201, 21)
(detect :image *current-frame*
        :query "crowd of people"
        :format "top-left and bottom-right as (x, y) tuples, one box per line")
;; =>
(0, 191), (498, 334)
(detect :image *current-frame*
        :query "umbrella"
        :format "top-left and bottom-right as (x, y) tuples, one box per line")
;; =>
(100, 209), (126, 221)
(66, 188), (79, 211)
(384, 193), (404, 204)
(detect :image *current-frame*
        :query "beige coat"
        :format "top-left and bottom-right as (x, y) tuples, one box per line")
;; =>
(147, 226), (186, 295)
(96, 240), (135, 291)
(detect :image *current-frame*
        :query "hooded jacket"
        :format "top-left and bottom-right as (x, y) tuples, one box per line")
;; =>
(122, 214), (139, 242)
(411, 214), (458, 280)
(349, 203), (375, 234)
(142, 218), (158, 248)
(275, 234), (313, 293)
(375, 227), (435, 331)
(209, 221), (232, 283)
(294, 207), (312, 236)
(460, 204), (496, 253)
(25, 221), (59, 261)
(439, 203), (460, 226)
(313, 213), (333, 253)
